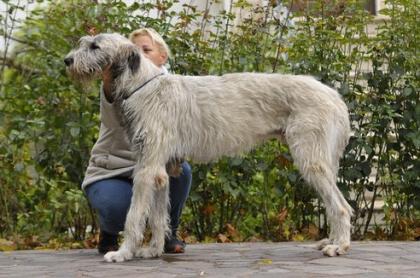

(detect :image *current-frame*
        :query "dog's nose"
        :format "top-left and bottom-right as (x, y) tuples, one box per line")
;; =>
(64, 57), (74, 66)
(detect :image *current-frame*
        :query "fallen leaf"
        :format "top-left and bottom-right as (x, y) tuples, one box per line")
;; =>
(225, 223), (243, 241)
(292, 234), (305, 241)
(217, 233), (231, 243)
(302, 224), (319, 240)
(247, 236), (263, 242)
(259, 258), (272, 265)
(0, 238), (17, 251)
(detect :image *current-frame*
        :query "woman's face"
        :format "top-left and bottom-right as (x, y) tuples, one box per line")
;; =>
(132, 35), (167, 67)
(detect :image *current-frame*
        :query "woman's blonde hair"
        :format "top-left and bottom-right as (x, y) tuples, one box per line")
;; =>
(129, 28), (171, 58)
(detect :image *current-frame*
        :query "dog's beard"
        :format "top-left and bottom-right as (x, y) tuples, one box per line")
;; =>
(67, 66), (102, 82)
(66, 49), (110, 82)
(66, 57), (107, 82)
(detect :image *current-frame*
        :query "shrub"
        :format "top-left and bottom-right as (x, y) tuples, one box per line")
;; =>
(0, 0), (418, 245)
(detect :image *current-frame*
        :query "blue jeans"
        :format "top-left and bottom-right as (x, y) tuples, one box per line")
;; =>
(85, 162), (192, 236)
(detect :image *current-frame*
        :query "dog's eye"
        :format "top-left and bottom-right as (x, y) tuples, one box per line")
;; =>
(90, 43), (100, 50)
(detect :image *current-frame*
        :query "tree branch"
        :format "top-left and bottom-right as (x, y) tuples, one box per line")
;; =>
(0, 56), (40, 75)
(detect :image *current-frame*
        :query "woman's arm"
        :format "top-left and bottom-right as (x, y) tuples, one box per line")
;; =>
(102, 66), (114, 103)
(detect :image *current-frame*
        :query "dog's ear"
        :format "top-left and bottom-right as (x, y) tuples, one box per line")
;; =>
(120, 43), (141, 73)
(127, 49), (140, 73)
(110, 43), (141, 79)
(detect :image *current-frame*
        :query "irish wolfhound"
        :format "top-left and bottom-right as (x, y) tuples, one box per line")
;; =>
(64, 33), (352, 262)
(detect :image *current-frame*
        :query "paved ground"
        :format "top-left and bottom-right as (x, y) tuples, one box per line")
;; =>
(0, 241), (419, 277)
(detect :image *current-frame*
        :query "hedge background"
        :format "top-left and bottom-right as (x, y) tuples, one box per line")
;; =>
(0, 0), (418, 249)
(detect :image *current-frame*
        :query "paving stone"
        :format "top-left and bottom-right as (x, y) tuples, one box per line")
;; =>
(0, 241), (419, 277)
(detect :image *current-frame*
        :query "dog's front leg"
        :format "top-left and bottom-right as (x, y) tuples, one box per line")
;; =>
(104, 166), (156, 262)
(136, 165), (170, 258)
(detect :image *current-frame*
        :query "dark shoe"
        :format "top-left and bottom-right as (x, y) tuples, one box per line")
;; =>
(98, 231), (119, 254)
(164, 236), (186, 253)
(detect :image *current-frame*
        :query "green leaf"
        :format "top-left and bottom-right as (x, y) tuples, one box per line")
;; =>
(402, 87), (413, 96)
(70, 127), (80, 138)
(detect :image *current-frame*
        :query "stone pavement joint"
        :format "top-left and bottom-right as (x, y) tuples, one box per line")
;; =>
(0, 241), (419, 277)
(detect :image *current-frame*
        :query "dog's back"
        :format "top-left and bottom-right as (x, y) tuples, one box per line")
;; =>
(156, 73), (349, 163)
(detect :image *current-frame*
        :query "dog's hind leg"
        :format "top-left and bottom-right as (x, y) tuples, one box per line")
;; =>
(304, 163), (352, 256)
(104, 165), (157, 262)
(286, 113), (352, 256)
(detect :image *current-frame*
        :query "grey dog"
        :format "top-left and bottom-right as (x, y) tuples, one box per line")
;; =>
(65, 33), (352, 262)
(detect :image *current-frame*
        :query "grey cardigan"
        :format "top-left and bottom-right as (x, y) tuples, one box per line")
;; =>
(81, 88), (136, 189)
(82, 67), (168, 189)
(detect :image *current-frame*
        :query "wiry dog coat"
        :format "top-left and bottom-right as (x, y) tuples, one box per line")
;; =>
(64, 33), (353, 262)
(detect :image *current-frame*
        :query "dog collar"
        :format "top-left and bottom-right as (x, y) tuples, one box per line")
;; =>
(124, 72), (165, 100)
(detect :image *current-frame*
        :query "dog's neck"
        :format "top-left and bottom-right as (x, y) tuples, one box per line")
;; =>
(107, 53), (163, 102)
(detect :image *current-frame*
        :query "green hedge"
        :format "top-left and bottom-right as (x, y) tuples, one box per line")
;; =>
(0, 0), (418, 246)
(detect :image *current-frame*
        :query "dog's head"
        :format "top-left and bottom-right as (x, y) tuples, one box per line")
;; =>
(64, 33), (141, 82)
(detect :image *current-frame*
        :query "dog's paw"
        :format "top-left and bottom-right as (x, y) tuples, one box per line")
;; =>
(321, 244), (349, 257)
(135, 247), (163, 258)
(316, 238), (332, 250)
(104, 249), (133, 263)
